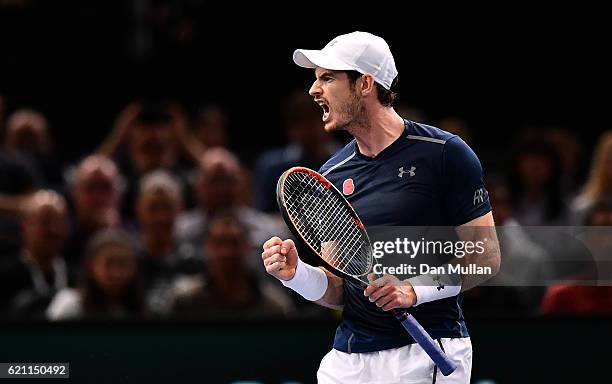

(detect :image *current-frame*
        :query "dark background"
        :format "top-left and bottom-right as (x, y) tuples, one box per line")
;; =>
(1, 2), (609, 166)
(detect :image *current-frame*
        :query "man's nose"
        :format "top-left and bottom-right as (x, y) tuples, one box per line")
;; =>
(309, 80), (321, 97)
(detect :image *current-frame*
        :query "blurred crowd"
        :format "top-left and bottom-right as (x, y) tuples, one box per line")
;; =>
(1, 88), (611, 322)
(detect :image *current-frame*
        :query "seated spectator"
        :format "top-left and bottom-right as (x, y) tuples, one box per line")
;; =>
(194, 104), (228, 149)
(97, 101), (200, 221)
(4, 108), (63, 188)
(47, 228), (146, 320)
(64, 155), (121, 269)
(172, 212), (293, 318)
(462, 176), (550, 315)
(544, 127), (584, 198)
(0, 148), (39, 255)
(541, 200), (612, 315)
(570, 131), (612, 224)
(134, 171), (201, 315)
(177, 148), (286, 272)
(253, 90), (340, 213)
(0, 190), (69, 317)
(508, 138), (568, 225)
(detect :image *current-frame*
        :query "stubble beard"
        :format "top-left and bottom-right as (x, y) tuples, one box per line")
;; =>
(328, 91), (367, 136)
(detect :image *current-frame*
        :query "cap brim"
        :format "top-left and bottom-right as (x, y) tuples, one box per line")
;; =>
(293, 49), (354, 71)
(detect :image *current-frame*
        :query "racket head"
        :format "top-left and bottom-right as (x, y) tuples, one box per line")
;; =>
(276, 166), (372, 286)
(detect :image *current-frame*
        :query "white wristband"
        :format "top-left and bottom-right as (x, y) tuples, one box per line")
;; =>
(281, 257), (328, 301)
(407, 274), (461, 306)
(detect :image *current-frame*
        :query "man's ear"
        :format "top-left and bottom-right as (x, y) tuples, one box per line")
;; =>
(359, 74), (375, 97)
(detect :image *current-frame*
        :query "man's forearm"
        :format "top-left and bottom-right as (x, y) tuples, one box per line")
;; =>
(456, 217), (501, 292)
(314, 268), (344, 310)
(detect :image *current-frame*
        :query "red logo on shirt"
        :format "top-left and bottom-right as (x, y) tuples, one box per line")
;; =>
(343, 179), (355, 195)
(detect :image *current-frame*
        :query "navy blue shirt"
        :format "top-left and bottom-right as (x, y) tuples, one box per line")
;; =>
(319, 120), (491, 353)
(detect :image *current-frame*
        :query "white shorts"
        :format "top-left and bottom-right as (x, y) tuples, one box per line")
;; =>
(317, 337), (472, 384)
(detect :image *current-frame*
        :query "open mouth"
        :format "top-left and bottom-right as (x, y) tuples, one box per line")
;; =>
(316, 99), (331, 122)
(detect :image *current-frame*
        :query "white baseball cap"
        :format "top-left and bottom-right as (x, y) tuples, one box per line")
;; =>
(293, 31), (398, 90)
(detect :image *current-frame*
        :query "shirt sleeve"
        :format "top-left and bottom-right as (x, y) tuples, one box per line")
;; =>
(442, 136), (492, 226)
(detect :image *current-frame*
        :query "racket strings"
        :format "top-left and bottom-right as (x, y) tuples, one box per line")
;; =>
(283, 172), (371, 277)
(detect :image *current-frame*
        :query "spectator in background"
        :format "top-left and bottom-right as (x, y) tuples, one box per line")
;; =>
(253, 90), (340, 213)
(0, 148), (39, 255)
(570, 131), (612, 224)
(64, 155), (121, 269)
(177, 148), (286, 272)
(508, 138), (568, 225)
(194, 105), (228, 148)
(4, 109), (63, 188)
(463, 176), (550, 315)
(541, 200), (612, 315)
(135, 171), (201, 315)
(97, 101), (202, 220)
(545, 127), (583, 198)
(172, 212), (293, 318)
(47, 228), (146, 320)
(0, 190), (69, 317)
(0, 102), (42, 254)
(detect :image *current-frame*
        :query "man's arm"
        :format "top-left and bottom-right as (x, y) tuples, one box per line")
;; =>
(314, 269), (344, 310)
(262, 237), (344, 309)
(363, 213), (501, 311)
(96, 102), (142, 157)
(455, 211), (501, 291)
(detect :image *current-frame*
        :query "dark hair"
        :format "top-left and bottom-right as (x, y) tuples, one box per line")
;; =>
(81, 229), (146, 318)
(507, 138), (564, 222)
(137, 101), (172, 126)
(345, 70), (399, 107)
(205, 210), (249, 240)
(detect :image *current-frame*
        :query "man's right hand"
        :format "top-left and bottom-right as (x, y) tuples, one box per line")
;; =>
(262, 237), (299, 281)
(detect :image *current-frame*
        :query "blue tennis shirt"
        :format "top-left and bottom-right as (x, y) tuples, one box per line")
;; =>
(319, 119), (492, 353)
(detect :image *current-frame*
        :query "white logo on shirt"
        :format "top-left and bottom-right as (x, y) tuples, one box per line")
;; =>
(473, 188), (485, 206)
(398, 166), (416, 178)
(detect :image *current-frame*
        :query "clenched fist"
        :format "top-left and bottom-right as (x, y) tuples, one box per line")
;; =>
(261, 237), (299, 281)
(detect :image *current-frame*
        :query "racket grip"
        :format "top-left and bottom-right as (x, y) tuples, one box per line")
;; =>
(394, 310), (457, 376)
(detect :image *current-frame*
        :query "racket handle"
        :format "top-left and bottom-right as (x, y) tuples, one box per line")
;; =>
(393, 310), (457, 376)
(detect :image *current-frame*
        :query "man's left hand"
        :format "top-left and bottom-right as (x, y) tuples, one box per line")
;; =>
(363, 274), (416, 311)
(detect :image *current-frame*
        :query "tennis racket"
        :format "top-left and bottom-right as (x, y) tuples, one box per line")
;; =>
(276, 166), (457, 376)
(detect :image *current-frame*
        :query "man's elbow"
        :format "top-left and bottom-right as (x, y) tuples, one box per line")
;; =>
(487, 248), (501, 278)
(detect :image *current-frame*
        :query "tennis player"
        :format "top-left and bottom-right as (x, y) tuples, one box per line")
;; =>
(261, 31), (501, 383)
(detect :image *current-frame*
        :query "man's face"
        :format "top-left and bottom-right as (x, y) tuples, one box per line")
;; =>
(6, 111), (50, 154)
(206, 221), (248, 269)
(129, 123), (176, 174)
(309, 67), (362, 132)
(89, 245), (137, 297)
(73, 169), (119, 229)
(137, 190), (180, 238)
(196, 164), (240, 212)
(23, 205), (69, 257)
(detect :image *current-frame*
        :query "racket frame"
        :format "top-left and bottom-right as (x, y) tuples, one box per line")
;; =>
(276, 166), (372, 286)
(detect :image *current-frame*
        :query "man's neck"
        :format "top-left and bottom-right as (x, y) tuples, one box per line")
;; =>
(350, 107), (405, 158)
